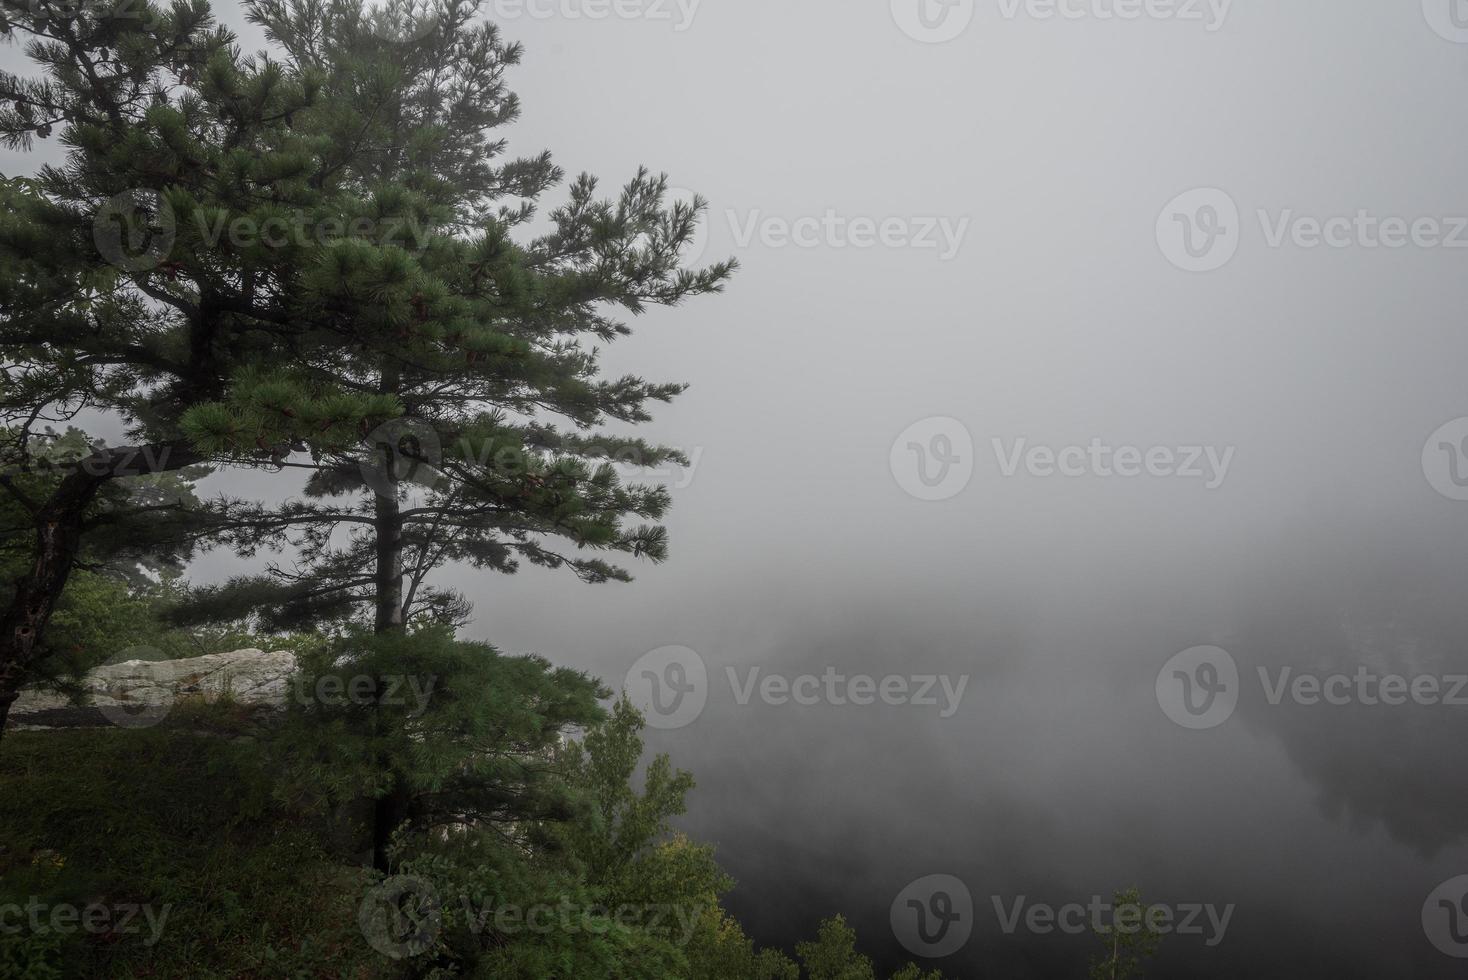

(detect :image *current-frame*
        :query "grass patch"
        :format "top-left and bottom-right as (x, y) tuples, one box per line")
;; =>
(0, 725), (378, 979)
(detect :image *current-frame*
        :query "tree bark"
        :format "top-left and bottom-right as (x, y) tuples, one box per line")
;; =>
(373, 491), (405, 632)
(0, 441), (199, 745)
(370, 484), (409, 871)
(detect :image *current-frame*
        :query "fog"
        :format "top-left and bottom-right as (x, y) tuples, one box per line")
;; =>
(10, 0), (1468, 974)
(483, 7), (1468, 974)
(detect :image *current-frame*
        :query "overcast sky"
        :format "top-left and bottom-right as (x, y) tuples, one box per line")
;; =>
(9, 2), (1468, 975)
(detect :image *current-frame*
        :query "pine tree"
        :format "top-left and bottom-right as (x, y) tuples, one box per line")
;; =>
(174, 0), (733, 638)
(1089, 887), (1162, 980)
(121, 0), (731, 867)
(0, 0), (728, 742)
(273, 625), (607, 840)
(0, 0), (349, 735)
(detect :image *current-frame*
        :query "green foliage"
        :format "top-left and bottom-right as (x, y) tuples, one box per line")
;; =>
(796, 916), (875, 980)
(0, 10), (874, 976)
(553, 699), (767, 974)
(270, 625), (606, 828)
(148, 0), (738, 631)
(0, 0), (734, 716)
(0, 728), (375, 980)
(25, 567), (310, 680)
(22, 568), (158, 684)
(378, 839), (697, 979)
(0, 0), (409, 682)
(1089, 887), (1163, 980)
(790, 912), (944, 980)
(554, 698), (700, 884)
(0, 666), (936, 980)
(682, 907), (803, 980)
(887, 967), (945, 980)
(363, 694), (802, 979)
(0, 429), (200, 578)
(0, 427), (218, 688)
(0, 0), (322, 445)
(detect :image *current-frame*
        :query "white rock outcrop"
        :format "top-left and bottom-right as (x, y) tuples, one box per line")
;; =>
(11, 648), (298, 730)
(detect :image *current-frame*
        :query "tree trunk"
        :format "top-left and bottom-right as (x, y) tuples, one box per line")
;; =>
(0, 471), (101, 746)
(370, 487), (408, 871)
(371, 780), (413, 873)
(0, 690), (17, 737)
(0, 442), (198, 745)
(373, 492), (405, 632)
